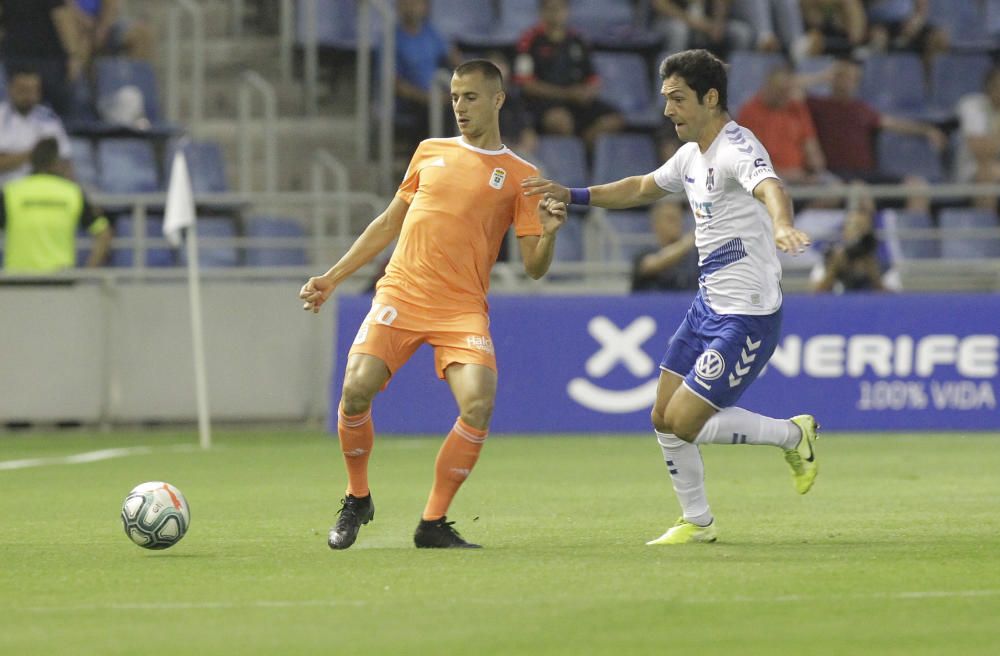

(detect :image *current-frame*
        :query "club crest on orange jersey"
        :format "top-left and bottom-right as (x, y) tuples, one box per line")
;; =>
(489, 168), (507, 189)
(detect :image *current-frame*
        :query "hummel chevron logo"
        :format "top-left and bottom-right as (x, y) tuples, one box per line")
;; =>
(729, 336), (762, 387)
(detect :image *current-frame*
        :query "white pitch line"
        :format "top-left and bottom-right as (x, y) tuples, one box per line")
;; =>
(0, 444), (202, 471)
(12, 590), (1000, 614)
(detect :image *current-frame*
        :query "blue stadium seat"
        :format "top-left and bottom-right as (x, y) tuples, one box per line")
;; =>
(928, 0), (995, 51)
(94, 57), (163, 124)
(884, 210), (939, 260)
(606, 210), (653, 261)
(877, 132), (944, 182)
(69, 137), (100, 190)
(430, 0), (495, 44)
(796, 56), (834, 97)
(554, 215), (584, 262)
(939, 209), (1000, 259)
(97, 138), (160, 193)
(930, 53), (993, 115)
(0, 65), (6, 101)
(492, 0), (540, 45)
(295, 0), (384, 49)
(861, 53), (927, 116)
(178, 216), (240, 268)
(592, 134), (657, 185)
(591, 52), (659, 127)
(245, 217), (308, 266)
(164, 140), (229, 194)
(535, 135), (589, 189)
(726, 51), (786, 117)
(111, 215), (175, 267)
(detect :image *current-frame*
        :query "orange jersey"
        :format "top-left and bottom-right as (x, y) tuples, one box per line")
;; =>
(376, 137), (542, 321)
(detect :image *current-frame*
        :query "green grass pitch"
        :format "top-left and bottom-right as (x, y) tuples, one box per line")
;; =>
(2, 430), (999, 655)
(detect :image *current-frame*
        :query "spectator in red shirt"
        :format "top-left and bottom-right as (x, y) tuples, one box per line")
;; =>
(806, 57), (945, 182)
(513, 0), (624, 149)
(737, 62), (829, 184)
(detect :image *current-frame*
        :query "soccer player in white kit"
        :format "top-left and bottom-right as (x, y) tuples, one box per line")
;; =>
(523, 49), (819, 545)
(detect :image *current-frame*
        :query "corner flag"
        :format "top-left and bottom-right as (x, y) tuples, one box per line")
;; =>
(164, 150), (195, 247)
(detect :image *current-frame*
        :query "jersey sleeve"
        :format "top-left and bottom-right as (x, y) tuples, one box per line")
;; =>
(724, 138), (779, 194)
(396, 142), (427, 203)
(514, 170), (543, 237)
(651, 152), (685, 193)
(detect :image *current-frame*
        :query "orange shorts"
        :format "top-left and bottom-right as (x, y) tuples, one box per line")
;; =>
(348, 297), (496, 380)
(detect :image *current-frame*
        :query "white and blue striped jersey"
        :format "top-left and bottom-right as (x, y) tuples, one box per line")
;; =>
(652, 120), (782, 315)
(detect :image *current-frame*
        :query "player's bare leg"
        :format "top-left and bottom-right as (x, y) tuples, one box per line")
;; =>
(414, 363), (496, 549)
(329, 354), (390, 550)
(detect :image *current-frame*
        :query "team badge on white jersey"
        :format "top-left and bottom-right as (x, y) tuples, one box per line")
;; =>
(489, 168), (506, 189)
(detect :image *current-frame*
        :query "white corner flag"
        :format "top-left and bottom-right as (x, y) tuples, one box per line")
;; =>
(164, 149), (195, 246)
(164, 147), (212, 449)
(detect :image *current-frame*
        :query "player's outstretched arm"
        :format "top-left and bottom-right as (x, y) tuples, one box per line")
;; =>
(519, 198), (567, 279)
(753, 178), (810, 254)
(299, 195), (409, 313)
(522, 173), (667, 209)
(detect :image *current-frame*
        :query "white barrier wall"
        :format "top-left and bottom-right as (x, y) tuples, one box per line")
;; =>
(0, 280), (334, 424)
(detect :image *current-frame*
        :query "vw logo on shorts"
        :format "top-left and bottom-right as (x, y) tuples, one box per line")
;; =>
(695, 349), (726, 381)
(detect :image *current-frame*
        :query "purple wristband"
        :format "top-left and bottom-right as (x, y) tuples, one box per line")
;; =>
(569, 187), (591, 206)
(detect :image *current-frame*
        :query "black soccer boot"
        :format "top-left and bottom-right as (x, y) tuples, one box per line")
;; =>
(328, 493), (374, 550)
(413, 516), (481, 549)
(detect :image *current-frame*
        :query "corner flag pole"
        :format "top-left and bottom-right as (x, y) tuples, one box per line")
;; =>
(164, 146), (212, 449)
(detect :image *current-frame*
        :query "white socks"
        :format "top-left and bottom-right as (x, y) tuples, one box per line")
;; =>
(693, 407), (800, 449)
(656, 431), (713, 527)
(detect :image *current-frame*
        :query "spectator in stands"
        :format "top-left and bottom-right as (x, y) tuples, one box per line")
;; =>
(485, 50), (538, 157)
(865, 0), (948, 75)
(798, 0), (868, 57)
(956, 65), (1000, 210)
(514, 0), (624, 150)
(394, 0), (463, 150)
(737, 62), (829, 184)
(0, 138), (111, 273)
(651, 0), (755, 57)
(0, 66), (72, 187)
(72, 0), (155, 66)
(731, 0), (812, 59)
(810, 187), (899, 292)
(806, 57), (946, 182)
(631, 200), (699, 293)
(0, 0), (85, 117)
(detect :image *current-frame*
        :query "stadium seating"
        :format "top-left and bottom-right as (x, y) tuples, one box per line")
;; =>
(178, 216), (240, 268)
(430, 0), (495, 45)
(164, 140), (229, 194)
(97, 138), (160, 193)
(726, 51), (786, 117)
(605, 210), (653, 261)
(796, 56), (834, 97)
(554, 214), (584, 262)
(69, 137), (100, 190)
(929, 53), (993, 116)
(928, 0), (995, 51)
(591, 52), (659, 128)
(111, 215), (174, 267)
(245, 216), (308, 266)
(0, 65), (6, 101)
(295, 0), (384, 49)
(860, 53), (927, 116)
(535, 135), (589, 189)
(493, 0), (540, 46)
(592, 133), (658, 185)
(939, 209), (1000, 259)
(883, 210), (940, 260)
(877, 132), (945, 182)
(94, 57), (164, 125)
(778, 208), (845, 272)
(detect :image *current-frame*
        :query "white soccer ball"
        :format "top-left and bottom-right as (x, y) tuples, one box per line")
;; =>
(120, 481), (191, 550)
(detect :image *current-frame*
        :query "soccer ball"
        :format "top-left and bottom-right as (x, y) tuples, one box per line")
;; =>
(120, 481), (191, 550)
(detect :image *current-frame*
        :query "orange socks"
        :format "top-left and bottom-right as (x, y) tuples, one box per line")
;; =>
(422, 418), (488, 520)
(338, 405), (374, 497)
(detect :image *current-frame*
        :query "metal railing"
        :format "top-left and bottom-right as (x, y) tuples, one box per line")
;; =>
(165, 0), (205, 125)
(311, 149), (353, 259)
(356, 0), (396, 194)
(238, 71), (279, 194)
(279, 0), (295, 83)
(428, 68), (454, 139)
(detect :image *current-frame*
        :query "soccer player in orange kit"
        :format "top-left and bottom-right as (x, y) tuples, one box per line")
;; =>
(300, 60), (568, 549)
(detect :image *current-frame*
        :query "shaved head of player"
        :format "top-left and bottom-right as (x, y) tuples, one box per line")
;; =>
(299, 59), (568, 550)
(521, 49), (821, 546)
